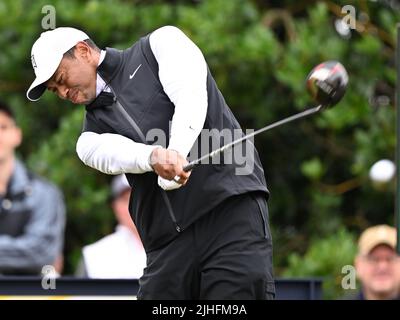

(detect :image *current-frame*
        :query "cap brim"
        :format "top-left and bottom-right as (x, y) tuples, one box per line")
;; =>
(26, 76), (49, 101)
(26, 54), (61, 102)
(362, 240), (396, 255)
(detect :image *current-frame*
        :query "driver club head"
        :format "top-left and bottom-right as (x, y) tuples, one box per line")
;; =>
(306, 61), (349, 108)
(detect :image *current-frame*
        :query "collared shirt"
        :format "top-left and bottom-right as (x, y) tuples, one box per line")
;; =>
(96, 50), (111, 96)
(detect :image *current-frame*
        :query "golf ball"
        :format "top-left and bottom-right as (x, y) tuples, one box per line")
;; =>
(369, 159), (396, 183)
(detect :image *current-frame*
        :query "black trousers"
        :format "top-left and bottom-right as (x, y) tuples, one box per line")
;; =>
(137, 192), (275, 300)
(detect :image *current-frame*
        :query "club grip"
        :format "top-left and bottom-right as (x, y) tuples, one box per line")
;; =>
(183, 162), (197, 172)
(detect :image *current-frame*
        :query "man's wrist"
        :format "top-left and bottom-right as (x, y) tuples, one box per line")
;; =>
(148, 147), (162, 172)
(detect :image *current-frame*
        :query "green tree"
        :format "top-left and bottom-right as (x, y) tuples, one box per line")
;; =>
(283, 227), (358, 299)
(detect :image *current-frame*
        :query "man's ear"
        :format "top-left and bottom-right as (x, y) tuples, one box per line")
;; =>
(74, 41), (91, 61)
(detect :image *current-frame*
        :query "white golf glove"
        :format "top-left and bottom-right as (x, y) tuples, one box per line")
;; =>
(158, 176), (182, 191)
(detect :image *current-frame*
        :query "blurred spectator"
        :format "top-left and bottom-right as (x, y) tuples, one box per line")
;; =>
(77, 174), (146, 278)
(0, 100), (66, 275)
(349, 225), (400, 300)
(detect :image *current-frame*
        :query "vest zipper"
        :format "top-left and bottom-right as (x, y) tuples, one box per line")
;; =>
(113, 98), (182, 233)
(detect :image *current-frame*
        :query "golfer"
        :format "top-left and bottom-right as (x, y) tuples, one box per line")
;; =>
(27, 25), (274, 299)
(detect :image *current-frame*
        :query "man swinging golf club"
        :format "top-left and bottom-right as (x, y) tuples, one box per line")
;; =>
(27, 25), (347, 300)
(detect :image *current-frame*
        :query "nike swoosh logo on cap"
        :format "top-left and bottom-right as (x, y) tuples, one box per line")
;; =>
(129, 64), (142, 79)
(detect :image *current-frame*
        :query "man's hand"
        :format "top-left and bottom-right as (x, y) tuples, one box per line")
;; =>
(150, 147), (191, 185)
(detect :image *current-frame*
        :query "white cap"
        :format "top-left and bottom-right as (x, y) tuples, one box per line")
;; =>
(26, 27), (89, 101)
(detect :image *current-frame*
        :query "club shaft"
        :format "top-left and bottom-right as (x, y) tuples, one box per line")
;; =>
(183, 105), (322, 172)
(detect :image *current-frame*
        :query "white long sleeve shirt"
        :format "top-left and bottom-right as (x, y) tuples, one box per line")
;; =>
(76, 26), (208, 176)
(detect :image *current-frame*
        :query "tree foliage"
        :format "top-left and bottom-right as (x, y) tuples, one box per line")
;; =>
(283, 227), (358, 299)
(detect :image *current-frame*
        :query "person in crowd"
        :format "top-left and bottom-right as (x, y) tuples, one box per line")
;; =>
(77, 174), (146, 279)
(350, 224), (400, 300)
(0, 100), (66, 275)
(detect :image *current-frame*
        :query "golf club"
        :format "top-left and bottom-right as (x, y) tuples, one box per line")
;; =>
(182, 60), (349, 172)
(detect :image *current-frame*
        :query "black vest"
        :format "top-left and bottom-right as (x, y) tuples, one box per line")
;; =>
(84, 32), (269, 252)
